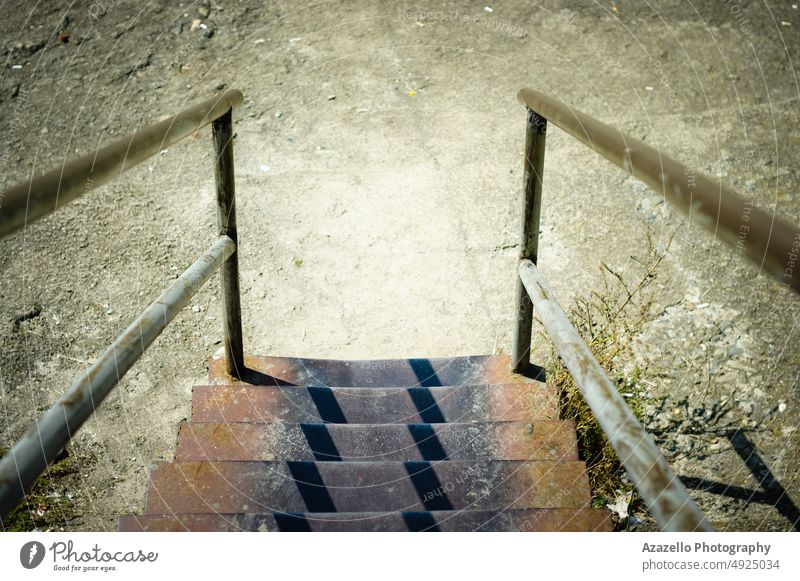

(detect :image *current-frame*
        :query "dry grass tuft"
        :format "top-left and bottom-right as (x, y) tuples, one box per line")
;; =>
(548, 233), (672, 511)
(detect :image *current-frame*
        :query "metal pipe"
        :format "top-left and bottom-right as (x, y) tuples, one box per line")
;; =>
(0, 236), (236, 520)
(518, 88), (800, 293)
(512, 110), (547, 373)
(212, 110), (244, 379)
(518, 259), (713, 531)
(0, 90), (244, 238)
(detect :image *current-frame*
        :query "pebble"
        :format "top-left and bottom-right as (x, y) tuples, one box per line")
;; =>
(728, 344), (744, 357)
(726, 360), (756, 373)
(275, 110), (283, 118)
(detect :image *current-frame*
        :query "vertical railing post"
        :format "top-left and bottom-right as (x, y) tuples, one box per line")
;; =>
(512, 109), (547, 373)
(212, 109), (245, 378)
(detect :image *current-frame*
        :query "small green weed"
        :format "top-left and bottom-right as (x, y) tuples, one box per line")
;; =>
(0, 446), (79, 531)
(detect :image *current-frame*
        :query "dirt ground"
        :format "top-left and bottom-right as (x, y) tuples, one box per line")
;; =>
(0, 0), (798, 531)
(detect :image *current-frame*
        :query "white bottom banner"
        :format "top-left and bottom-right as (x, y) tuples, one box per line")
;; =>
(1, 532), (798, 580)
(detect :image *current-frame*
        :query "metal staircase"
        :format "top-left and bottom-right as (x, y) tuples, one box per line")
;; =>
(118, 354), (610, 531)
(2, 87), (797, 532)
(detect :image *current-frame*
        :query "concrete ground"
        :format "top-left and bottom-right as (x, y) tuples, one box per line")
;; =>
(0, 0), (798, 530)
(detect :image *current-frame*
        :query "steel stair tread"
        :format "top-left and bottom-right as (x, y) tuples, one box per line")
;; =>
(191, 382), (558, 424)
(143, 460), (592, 514)
(208, 353), (544, 388)
(119, 508), (612, 531)
(174, 420), (578, 462)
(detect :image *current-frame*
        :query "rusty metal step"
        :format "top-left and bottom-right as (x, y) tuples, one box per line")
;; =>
(174, 421), (577, 462)
(119, 508), (611, 532)
(208, 353), (543, 388)
(144, 460), (591, 514)
(191, 382), (558, 424)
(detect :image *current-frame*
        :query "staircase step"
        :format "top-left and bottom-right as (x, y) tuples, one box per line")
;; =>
(191, 382), (558, 424)
(119, 508), (611, 532)
(208, 353), (543, 388)
(174, 420), (578, 462)
(144, 460), (591, 514)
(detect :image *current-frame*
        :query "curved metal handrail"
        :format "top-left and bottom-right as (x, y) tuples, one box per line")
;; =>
(0, 236), (235, 519)
(0, 89), (244, 238)
(519, 259), (712, 531)
(506, 88), (790, 531)
(518, 87), (800, 293)
(0, 91), (245, 521)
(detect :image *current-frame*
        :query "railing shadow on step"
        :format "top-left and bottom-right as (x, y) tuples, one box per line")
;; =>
(510, 88), (800, 532)
(0, 90), (247, 521)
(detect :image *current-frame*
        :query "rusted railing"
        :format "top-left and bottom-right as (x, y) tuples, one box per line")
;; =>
(516, 88), (800, 295)
(0, 91), (245, 520)
(518, 260), (712, 531)
(511, 88), (799, 531)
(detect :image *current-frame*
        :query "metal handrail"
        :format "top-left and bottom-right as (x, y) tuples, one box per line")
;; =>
(517, 88), (800, 293)
(0, 236), (234, 518)
(508, 89), (800, 530)
(0, 90), (243, 238)
(0, 92), (246, 520)
(518, 260), (712, 531)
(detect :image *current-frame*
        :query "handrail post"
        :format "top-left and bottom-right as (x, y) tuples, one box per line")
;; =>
(212, 109), (245, 378)
(512, 109), (547, 373)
